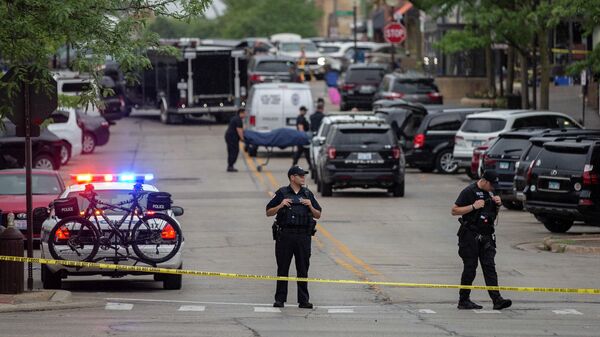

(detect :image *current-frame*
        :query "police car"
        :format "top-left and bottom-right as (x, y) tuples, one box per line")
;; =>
(39, 173), (185, 290)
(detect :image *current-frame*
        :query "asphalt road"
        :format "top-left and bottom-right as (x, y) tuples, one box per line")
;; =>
(2, 101), (600, 337)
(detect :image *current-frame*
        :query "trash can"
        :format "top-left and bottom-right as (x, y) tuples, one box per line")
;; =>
(0, 214), (24, 294)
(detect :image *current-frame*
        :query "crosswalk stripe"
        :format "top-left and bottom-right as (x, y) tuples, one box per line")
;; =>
(178, 305), (206, 312)
(328, 308), (354, 314)
(553, 309), (583, 315)
(105, 303), (133, 311)
(254, 307), (281, 313)
(418, 309), (436, 314)
(473, 310), (501, 314)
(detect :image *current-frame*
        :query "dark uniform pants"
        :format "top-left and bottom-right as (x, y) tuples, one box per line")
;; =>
(458, 230), (501, 302)
(292, 146), (311, 168)
(225, 136), (239, 168)
(275, 232), (311, 303)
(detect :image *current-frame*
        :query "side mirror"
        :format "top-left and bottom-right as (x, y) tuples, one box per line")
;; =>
(172, 206), (184, 217)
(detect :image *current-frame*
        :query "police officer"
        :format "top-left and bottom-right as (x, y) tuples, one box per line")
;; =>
(292, 106), (311, 169)
(224, 108), (246, 172)
(451, 170), (512, 310)
(310, 103), (325, 133)
(266, 166), (322, 309)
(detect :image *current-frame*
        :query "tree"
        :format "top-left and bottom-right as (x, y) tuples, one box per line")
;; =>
(0, 0), (211, 119)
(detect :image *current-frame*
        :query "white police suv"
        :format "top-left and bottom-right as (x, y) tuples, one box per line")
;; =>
(39, 173), (185, 290)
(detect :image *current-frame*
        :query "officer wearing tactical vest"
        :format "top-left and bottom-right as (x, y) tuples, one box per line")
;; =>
(266, 165), (322, 309)
(451, 170), (512, 311)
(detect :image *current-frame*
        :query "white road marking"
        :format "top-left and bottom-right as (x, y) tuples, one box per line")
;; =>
(473, 310), (501, 314)
(328, 308), (354, 314)
(254, 307), (281, 313)
(178, 305), (206, 312)
(418, 309), (436, 314)
(104, 297), (373, 309)
(105, 302), (133, 311)
(553, 309), (583, 315)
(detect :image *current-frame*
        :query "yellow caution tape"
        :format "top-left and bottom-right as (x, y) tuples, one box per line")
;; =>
(2, 255), (599, 295)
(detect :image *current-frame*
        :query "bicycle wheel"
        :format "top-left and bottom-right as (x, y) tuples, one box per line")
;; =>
(48, 217), (99, 262)
(131, 213), (183, 264)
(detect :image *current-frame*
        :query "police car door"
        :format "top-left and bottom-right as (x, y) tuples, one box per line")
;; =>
(282, 86), (312, 130)
(256, 86), (284, 131)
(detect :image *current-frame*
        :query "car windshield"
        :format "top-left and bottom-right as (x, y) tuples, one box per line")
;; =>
(392, 80), (437, 94)
(320, 46), (340, 53)
(66, 190), (149, 215)
(333, 129), (394, 145)
(280, 42), (318, 53)
(0, 174), (62, 195)
(346, 69), (385, 83)
(536, 149), (588, 171)
(255, 61), (295, 72)
(487, 138), (531, 157)
(461, 118), (507, 133)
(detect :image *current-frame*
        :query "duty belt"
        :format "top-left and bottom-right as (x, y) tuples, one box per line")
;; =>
(280, 227), (311, 234)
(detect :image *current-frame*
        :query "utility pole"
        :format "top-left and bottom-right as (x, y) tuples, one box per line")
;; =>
(353, 0), (358, 63)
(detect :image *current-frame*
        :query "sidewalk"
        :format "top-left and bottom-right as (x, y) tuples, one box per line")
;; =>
(542, 235), (600, 255)
(0, 290), (101, 313)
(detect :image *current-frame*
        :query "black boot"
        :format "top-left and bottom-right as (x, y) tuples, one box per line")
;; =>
(457, 299), (483, 310)
(493, 298), (512, 310)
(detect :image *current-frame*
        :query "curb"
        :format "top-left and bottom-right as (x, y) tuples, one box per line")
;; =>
(542, 236), (600, 255)
(0, 300), (103, 313)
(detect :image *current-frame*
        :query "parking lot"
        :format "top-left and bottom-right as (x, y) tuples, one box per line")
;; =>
(2, 98), (600, 336)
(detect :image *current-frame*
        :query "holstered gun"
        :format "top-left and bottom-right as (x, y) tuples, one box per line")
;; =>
(272, 220), (280, 240)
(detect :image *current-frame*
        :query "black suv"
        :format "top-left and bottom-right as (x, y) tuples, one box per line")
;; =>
(405, 109), (488, 174)
(373, 71), (443, 105)
(523, 136), (600, 233)
(247, 55), (298, 88)
(513, 130), (600, 206)
(374, 104), (427, 153)
(479, 129), (548, 210)
(0, 120), (63, 170)
(316, 123), (405, 197)
(339, 64), (387, 111)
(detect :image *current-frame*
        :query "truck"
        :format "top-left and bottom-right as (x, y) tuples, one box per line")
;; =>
(126, 39), (248, 124)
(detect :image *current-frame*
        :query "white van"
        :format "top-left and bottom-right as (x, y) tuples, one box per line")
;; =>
(453, 110), (582, 168)
(245, 83), (313, 131)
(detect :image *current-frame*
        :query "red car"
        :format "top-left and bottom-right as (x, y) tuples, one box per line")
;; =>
(468, 145), (489, 179)
(0, 169), (65, 243)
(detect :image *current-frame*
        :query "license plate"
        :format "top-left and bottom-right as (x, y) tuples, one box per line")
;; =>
(358, 153), (372, 160)
(499, 162), (510, 170)
(548, 181), (561, 190)
(359, 85), (375, 94)
(471, 140), (483, 147)
(15, 219), (27, 230)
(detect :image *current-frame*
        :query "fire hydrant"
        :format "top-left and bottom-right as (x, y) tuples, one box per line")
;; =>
(0, 213), (25, 294)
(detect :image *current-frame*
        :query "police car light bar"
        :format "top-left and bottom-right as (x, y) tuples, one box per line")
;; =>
(72, 173), (154, 184)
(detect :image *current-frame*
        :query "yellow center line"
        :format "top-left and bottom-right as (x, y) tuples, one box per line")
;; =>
(240, 142), (267, 188)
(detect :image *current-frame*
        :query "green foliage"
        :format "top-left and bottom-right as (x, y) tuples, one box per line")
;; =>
(0, 0), (211, 119)
(149, 16), (220, 38)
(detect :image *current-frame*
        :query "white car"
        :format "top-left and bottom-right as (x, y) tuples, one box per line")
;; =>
(309, 113), (385, 184)
(40, 174), (185, 290)
(319, 41), (385, 69)
(245, 83), (314, 132)
(453, 110), (582, 169)
(276, 39), (326, 77)
(47, 109), (83, 166)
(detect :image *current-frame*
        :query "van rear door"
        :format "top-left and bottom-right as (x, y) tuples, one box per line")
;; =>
(282, 87), (312, 130)
(255, 87), (284, 131)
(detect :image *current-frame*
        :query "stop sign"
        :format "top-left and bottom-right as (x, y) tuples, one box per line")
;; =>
(383, 23), (407, 44)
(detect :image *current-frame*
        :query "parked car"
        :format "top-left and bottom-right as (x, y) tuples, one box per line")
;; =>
(469, 145), (489, 179)
(318, 41), (384, 71)
(373, 104), (428, 153)
(247, 55), (298, 88)
(405, 109), (489, 174)
(339, 64), (387, 111)
(453, 110), (582, 171)
(514, 129), (600, 205)
(373, 71), (443, 105)
(310, 114), (385, 183)
(316, 122), (405, 197)
(245, 83), (313, 131)
(76, 109), (110, 154)
(0, 169), (65, 245)
(275, 39), (325, 78)
(0, 120), (63, 170)
(47, 109), (83, 166)
(523, 136), (600, 233)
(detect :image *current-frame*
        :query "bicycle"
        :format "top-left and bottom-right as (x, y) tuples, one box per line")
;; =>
(47, 183), (183, 265)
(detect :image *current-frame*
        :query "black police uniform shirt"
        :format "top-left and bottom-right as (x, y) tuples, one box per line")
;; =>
(455, 182), (496, 233)
(296, 114), (310, 133)
(266, 186), (322, 224)
(225, 115), (243, 141)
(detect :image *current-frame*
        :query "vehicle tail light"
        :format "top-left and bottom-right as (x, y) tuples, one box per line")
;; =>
(342, 84), (356, 91)
(101, 121), (109, 128)
(249, 115), (256, 126)
(579, 199), (594, 206)
(392, 146), (401, 159)
(427, 92), (443, 103)
(161, 224), (177, 240)
(327, 146), (337, 159)
(526, 160), (536, 185)
(55, 226), (70, 240)
(583, 164), (598, 185)
(250, 74), (264, 83)
(383, 92), (404, 99)
(413, 133), (425, 149)
(176, 98), (186, 109)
